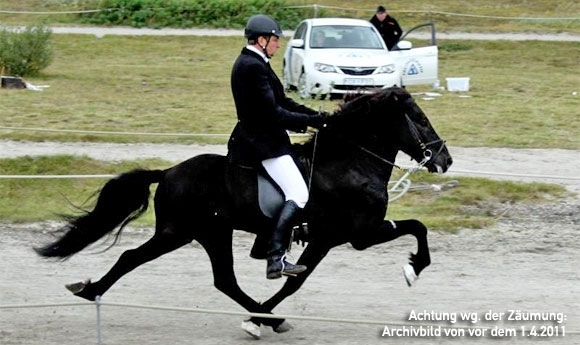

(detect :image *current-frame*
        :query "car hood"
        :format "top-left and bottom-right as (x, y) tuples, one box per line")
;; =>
(308, 48), (393, 66)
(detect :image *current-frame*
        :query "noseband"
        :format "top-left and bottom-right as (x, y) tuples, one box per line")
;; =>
(404, 113), (447, 165)
(348, 112), (446, 170)
(308, 96), (447, 188)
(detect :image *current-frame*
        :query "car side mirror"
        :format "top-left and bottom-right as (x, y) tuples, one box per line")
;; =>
(392, 40), (413, 51)
(290, 39), (305, 48)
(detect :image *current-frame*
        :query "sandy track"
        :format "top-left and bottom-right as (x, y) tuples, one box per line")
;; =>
(45, 26), (580, 42)
(1, 201), (578, 345)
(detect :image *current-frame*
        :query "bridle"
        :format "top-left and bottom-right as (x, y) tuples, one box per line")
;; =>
(404, 113), (447, 166)
(307, 100), (447, 190)
(347, 110), (447, 170)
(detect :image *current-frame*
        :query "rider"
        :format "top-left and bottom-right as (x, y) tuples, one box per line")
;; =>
(228, 14), (327, 279)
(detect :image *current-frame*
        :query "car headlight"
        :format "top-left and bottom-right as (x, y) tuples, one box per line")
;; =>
(314, 62), (337, 73)
(376, 64), (396, 74)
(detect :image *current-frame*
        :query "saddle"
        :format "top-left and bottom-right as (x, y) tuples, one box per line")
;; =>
(227, 150), (311, 219)
(226, 155), (311, 259)
(257, 173), (285, 218)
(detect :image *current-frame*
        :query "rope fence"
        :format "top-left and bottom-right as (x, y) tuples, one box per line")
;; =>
(0, 125), (229, 137)
(2, 297), (577, 345)
(1, 5), (579, 21)
(1, 125), (578, 184)
(0, 125), (309, 137)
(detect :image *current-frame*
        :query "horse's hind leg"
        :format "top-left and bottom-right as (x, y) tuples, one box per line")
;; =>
(69, 230), (191, 301)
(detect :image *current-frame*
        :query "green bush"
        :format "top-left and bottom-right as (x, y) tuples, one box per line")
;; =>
(0, 24), (53, 77)
(79, 0), (321, 29)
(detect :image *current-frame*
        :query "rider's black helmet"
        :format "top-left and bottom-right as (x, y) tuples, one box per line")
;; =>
(244, 15), (284, 40)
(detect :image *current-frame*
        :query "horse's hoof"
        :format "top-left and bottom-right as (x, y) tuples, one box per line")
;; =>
(274, 320), (293, 333)
(241, 320), (261, 339)
(402, 264), (418, 287)
(65, 279), (91, 294)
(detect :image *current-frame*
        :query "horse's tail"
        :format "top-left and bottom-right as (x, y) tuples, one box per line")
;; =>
(34, 169), (165, 259)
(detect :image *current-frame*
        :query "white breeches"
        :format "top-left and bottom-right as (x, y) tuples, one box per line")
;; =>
(261, 155), (308, 208)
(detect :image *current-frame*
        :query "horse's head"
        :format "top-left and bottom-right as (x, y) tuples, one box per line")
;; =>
(326, 87), (452, 173)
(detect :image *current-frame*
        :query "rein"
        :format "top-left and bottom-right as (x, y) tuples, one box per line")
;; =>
(354, 143), (400, 168)
(307, 126), (433, 192)
(306, 109), (446, 193)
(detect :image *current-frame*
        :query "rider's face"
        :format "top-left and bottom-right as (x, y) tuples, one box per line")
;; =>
(258, 35), (280, 57)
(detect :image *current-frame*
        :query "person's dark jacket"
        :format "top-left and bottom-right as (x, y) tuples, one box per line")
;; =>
(228, 47), (323, 166)
(370, 14), (403, 50)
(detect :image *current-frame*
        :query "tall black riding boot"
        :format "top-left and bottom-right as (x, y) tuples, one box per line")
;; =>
(266, 200), (307, 279)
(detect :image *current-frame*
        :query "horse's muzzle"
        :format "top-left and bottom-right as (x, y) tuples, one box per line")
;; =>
(427, 155), (453, 174)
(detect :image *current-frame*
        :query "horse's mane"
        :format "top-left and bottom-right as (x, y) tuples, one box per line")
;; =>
(331, 87), (401, 125)
(302, 87), (402, 148)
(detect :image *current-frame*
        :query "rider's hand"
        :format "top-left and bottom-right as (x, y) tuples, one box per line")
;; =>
(308, 113), (328, 129)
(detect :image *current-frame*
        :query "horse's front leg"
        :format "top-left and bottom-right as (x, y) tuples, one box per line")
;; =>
(197, 231), (275, 339)
(250, 241), (333, 332)
(350, 219), (431, 285)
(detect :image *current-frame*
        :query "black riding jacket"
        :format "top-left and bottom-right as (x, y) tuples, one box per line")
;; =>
(228, 47), (319, 166)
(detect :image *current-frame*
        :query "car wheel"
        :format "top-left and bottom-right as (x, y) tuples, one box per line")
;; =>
(298, 72), (311, 99)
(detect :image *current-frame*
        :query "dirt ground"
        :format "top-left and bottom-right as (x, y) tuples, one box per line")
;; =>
(1, 201), (578, 345)
(1, 142), (579, 345)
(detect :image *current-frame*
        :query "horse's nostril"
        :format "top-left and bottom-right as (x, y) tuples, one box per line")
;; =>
(447, 157), (453, 166)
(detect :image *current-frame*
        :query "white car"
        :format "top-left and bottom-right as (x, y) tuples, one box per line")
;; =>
(282, 18), (438, 99)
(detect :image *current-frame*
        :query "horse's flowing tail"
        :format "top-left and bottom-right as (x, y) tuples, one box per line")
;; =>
(34, 169), (165, 259)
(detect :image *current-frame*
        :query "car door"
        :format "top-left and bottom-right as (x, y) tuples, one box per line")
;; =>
(390, 23), (438, 86)
(285, 21), (309, 87)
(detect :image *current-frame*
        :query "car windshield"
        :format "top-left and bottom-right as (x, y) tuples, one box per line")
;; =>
(309, 25), (384, 49)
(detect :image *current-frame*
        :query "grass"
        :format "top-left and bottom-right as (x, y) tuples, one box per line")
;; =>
(387, 170), (570, 231)
(1, 0), (579, 33)
(0, 156), (167, 223)
(311, 0), (580, 34)
(0, 156), (570, 231)
(0, 34), (578, 149)
(0, 1), (577, 230)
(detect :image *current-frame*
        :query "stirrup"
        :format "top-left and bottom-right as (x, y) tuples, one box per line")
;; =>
(267, 254), (307, 279)
(289, 223), (309, 252)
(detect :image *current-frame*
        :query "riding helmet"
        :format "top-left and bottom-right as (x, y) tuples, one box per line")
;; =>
(244, 15), (284, 40)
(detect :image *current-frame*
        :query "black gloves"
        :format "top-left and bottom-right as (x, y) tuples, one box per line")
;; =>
(308, 112), (329, 129)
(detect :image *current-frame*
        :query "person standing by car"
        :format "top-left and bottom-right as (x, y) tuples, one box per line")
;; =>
(370, 5), (403, 50)
(228, 14), (327, 279)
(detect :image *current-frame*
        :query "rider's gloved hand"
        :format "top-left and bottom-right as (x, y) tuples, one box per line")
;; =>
(308, 112), (329, 129)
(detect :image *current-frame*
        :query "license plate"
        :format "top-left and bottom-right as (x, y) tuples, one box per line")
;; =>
(344, 78), (374, 85)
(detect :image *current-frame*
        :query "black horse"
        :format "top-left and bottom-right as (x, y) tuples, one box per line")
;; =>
(35, 86), (452, 338)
